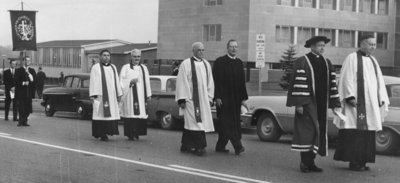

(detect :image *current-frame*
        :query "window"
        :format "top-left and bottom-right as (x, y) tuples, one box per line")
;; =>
(358, 31), (374, 43)
(298, 0), (316, 8)
(150, 78), (161, 92)
(71, 77), (80, 88)
(320, 0), (336, 10)
(82, 79), (90, 88)
(378, 0), (388, 15)
(359, 0), (374, 14)
(297, 27), (316, 44)
(275, 25), (295, 44)
(64, 77), (73, 88)
(277, 0), (295, 6)
(389, 85), (400, 107)
(338, 30), (355, 47)
(340, 0), (356, 11)
(203, 24), (222, 42)
(204, 0), (222, 6)
(166, 78), (176, 92)
(377, 32), (388, 49)
(318, 28), (336, 46)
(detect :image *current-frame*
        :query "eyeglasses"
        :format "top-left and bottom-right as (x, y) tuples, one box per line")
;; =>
(196, 49), (205, 52)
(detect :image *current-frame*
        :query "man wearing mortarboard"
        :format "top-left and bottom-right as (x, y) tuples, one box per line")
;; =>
(286, 36), (341, 172)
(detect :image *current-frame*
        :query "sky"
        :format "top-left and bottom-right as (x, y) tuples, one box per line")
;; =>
(0, 0), (159, 46)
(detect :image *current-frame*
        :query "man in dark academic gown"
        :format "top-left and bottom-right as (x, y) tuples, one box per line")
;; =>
(89, 50), (122, 141)
(15, 56), (36, 126)
(333, 35), (390, 171)
(286, 36), (341, 173)
(3, 59), (18, 121)
(213, 39), (248, 155)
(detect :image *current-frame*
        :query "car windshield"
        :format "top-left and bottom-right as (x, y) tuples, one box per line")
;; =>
(166, 78), (176, 92)
(64, 77), (73, 88)
(150, 78), (161, 92)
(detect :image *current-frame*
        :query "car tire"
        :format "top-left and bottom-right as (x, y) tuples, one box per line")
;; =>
(45, 100), (55, 117)
(376, 128), (400, 155)
(159, 112), (175, 130)
(76, 103), (88, 120)
(256, 113), (282, 142)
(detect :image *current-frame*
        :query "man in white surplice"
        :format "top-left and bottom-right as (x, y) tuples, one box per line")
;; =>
(175, 42), (215, 156)
(90, 49), (122, 141)
(333, 35), (390, 171)
(120, 49), (152, 140)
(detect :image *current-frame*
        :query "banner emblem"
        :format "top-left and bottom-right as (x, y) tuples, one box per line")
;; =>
(14, 15), (35, 41)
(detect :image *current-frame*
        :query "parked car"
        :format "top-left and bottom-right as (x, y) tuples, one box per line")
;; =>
(241, 76), (400, 155)
(41, 74), (91, 119)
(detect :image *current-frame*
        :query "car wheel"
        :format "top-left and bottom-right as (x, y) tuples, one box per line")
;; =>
(256, 113), (282, 142)
(76, 103), (88, 120)
(45, 100), (55, 117)
(376, 128), (400, 155)
(160, 112), (175, 130)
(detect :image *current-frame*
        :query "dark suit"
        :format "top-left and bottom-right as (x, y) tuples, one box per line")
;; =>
(3, 68), (18, 120)
(14, 67), (36, 125)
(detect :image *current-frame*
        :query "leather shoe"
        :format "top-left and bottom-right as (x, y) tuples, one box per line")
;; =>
(235, 147), (245, 155)
(17, 124), (22, 127)
(180, 146), (193, 153)
(5, 118), (8, 121)
(309, 165), (323, 172)
(300, 162), (310, 173)
(100, 136), (108, 141)
(23, 124), (30, 127)
(349, 162), (363, 171)
(194, 148), (206, 156)
(215, 148), (229, 153)
(13, 118), (18, 122)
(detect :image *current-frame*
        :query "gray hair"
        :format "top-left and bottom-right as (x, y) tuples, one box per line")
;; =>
(130, 49), (141, 55)
(192, 42), (204, 50)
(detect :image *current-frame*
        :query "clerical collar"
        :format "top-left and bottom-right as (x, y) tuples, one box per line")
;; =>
(310, 52), (321, 58)
(192, 56), (202, 62)
(358, 50), (370, 57)
(227, 54), (236, 60)
(102, 62), (111, 66)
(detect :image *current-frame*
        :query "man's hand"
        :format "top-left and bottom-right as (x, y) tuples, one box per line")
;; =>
(179, 103), (186, 109)
(347, 99), (357, 107)
(332, 107), (341, 114)
(10, 87), (15, 93)
(215, 98), (222, 107)
(295, 105), (303, 115)
(130, 78), (138, 86)
(117, 96), (121, 103)
(241, 100), (248, 108)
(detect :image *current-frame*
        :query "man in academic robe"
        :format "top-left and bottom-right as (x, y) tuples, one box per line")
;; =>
(89, 49), (122, 141)
(333, 35), (390, 171)
(15, 56), (36, 127)
(120, 49), (152, 141)
(3, 59), (18, 121)
(213, 39), (248, 155)
(286, 36), (341, 173)
(175, 42), (215, 156)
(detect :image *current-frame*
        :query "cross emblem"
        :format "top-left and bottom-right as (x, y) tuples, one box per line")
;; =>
(104, 101), (109, 107)
(134, 102), (139, 108)
(196, 108), (200, 116)
(358, 113), (365, 120)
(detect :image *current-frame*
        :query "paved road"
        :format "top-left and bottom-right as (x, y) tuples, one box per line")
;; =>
(0, 111), (400, 183)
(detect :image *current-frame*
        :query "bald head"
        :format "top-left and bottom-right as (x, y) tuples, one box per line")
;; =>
(192, 42), (205, 59)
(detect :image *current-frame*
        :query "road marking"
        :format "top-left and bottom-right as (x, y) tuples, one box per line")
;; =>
(169, 165), (271, 183)
(0, 133), (270, 183)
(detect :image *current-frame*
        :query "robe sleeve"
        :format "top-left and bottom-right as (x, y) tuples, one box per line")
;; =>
(212, 58), (222, 100)
(89, 64), (101, 97)
(206, 61), (214, 102)
(338, 53), (357, 102)
(144, 65), (152, 97)
(175, 59), (191, 102)
(372, 56), (390, 119)
(286, 58), (312, 107)
(119, 65), (130, 97)
(327, 59), (341, 108)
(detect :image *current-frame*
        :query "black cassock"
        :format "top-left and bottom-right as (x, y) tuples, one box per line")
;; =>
(213, 55), (248, 150)
(15, 67), (36, 125)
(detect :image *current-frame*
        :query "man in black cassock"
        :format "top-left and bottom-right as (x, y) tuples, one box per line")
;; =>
(3, 59), (18, 121)
(15, 56), (36, 127)
(213, 39), (248, 155)
(286, 36), (341, 173)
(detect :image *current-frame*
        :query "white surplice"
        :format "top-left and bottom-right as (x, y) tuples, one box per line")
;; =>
(333, 52), (390, 131)
(89, 63), (122, 121)
(119, 64), (152, 119)
(175, 57), (215, 132)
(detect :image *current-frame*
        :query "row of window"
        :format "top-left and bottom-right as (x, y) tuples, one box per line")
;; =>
(277, 0), (389, 15)
(31, 48), (82, 68)
(275, 25), (388, 49)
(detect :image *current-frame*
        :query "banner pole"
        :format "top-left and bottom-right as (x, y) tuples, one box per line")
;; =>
(21, 1), (24, 11)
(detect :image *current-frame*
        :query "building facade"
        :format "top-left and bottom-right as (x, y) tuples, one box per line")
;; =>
(158, 0), (397, 74)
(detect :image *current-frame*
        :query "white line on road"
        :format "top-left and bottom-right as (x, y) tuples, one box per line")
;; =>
(169, 165), (271, 183)
(0, 133), (270, 183)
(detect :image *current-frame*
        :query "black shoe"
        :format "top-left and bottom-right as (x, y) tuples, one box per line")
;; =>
(194, 149), (206, 156)
(300, 162), (310, 173)
(100, 136), (108, 141)
(13, 118), (18, 122)
(360, 162), (370, 171)
(309, 165), (323, 172)
(215, 148), (230, 153)
(349, 162), (363, 171)
(235, 147), (245, 155)
(5, 118), (8, 121)
(17, 123), (22, 127)
(180, 146), (192, 153)
(134, 135), (139, 140)
(22, 124), (30, 127)
(128, 136), (135, 141)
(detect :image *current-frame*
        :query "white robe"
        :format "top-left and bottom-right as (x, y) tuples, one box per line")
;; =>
(89, 63), (122, 121)
(333, 52), (390, 131)
(175, 57), (215, 132)
(120, 64), (152, 119)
